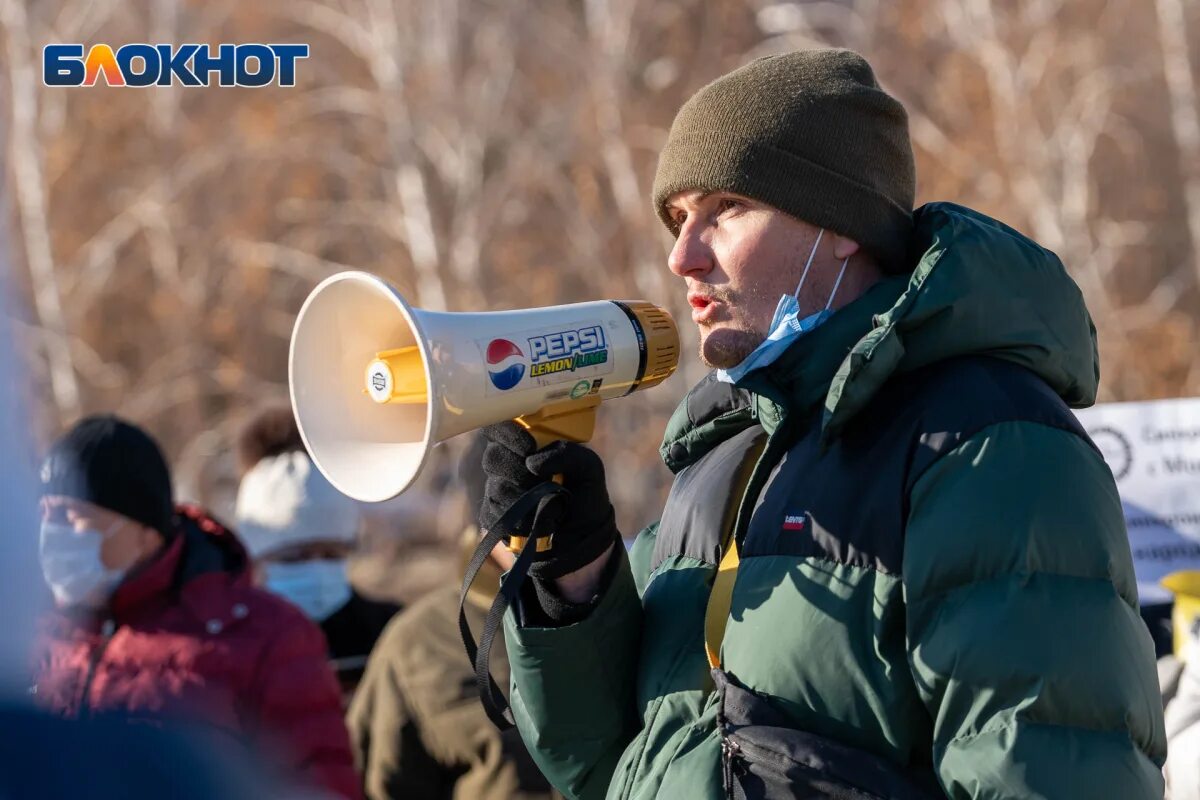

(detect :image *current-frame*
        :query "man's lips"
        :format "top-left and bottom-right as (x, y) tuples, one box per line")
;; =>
(688, 292), (720, 324)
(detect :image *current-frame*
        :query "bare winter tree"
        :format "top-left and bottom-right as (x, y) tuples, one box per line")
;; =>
(1155, 0), (1200, 389)
(1, 0), (81, 425)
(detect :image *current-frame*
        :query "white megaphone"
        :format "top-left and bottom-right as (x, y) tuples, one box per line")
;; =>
(289, 271), (679, 508)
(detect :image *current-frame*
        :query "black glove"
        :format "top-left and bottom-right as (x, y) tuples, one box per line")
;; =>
(479, 421), (619, 580)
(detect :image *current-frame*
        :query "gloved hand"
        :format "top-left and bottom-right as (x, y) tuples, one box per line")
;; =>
(479, 421), (619, 580)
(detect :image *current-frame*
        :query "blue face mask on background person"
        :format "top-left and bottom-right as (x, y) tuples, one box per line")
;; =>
(39, 520), (129, 609)
(717, 229), (849, 385)
(264, 560), (352, 622)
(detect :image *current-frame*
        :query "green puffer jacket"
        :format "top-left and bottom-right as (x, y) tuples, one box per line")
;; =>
(503, 203), (1167, 800)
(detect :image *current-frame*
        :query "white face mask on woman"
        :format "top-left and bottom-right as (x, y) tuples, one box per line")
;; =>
(39, 520), (128, 609)
(263, 560), (351, 622)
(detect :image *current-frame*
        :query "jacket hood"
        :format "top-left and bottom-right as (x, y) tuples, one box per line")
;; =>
(820, 201), (1098, 440)
(659, 202), (1099, 458)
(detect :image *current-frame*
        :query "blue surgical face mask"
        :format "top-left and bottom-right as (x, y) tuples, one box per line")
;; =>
(264, 560), (351, 622)
(716, 229), (849, 385)
(39, 520), (129, 609)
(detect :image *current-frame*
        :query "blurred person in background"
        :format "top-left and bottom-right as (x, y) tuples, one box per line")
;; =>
(236, 406), (400, 695)
(30, 414), (360, 799)
(0, 271), (286, 798)
(1164, 650), (1200, 799)
(1161, 572), (1200, 799)
(487, 49), (1166, 799)
(346, 433), (558, 800)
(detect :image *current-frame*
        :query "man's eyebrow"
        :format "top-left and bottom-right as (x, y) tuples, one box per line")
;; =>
(665, 190), (714, 213)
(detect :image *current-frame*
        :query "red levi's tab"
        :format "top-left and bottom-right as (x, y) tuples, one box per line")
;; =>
(782, 514), (808, 531)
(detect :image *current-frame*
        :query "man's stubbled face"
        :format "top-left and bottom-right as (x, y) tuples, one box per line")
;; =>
(664, 190), (839, 370)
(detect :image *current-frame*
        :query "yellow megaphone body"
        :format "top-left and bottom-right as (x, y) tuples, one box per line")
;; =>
(288, 271), (679, 508)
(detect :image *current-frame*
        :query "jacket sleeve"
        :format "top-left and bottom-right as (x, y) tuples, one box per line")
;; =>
(503, 524), (655, 800)
(345, 616), (447, 800)
(252, 614), (362, 800)
(903, 420), (1167, 799)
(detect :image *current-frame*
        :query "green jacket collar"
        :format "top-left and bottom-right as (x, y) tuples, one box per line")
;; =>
(658, 374), (756, 473)
(656, 277), (903, 467)
(734, 276), (907, 436)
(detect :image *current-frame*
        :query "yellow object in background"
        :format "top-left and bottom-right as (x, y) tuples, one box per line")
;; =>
(1162, 570), (1200, 660)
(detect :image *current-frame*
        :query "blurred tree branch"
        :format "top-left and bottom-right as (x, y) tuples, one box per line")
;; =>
(1, 0), (81, 424)
(1156, 0), (1200, 288)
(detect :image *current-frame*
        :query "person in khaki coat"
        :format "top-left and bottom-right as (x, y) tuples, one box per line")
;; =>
(346, 437), (557, 800)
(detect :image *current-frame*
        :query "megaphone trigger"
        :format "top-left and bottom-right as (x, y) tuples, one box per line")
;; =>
(515, 395), (601, 448)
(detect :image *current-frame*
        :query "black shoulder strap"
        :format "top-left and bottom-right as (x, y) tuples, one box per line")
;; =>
(458, 481), (564, 730)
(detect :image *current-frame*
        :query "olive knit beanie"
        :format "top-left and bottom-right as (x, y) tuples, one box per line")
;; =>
(652, 49), (916, 272)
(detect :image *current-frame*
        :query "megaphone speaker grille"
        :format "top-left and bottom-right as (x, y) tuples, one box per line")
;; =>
(289, 272), (433, 502)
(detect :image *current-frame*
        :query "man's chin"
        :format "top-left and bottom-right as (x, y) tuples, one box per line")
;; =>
(699, 327), (763, 370)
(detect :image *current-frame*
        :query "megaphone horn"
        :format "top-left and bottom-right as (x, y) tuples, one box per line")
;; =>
(288, 271), (679, 505)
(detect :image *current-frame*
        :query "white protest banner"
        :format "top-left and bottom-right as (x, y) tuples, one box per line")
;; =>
(1075, 398), (1200, 605)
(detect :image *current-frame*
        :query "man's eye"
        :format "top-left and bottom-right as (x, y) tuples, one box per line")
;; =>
(717, 198), (741, 215)
(669, 212), (686, 236)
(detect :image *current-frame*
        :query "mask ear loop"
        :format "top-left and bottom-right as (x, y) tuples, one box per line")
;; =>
(793, 229), (825, 301)
(824, 256), (850, 312)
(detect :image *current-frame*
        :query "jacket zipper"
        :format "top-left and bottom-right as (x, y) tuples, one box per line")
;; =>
(77, 618), (115, 719)
(721, 736), (741, 796)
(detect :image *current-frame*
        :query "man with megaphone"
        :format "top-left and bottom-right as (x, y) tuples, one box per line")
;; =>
(481, 49), (1166, 800)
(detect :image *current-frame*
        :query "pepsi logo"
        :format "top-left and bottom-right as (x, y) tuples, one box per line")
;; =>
(486, 338), (526, 391)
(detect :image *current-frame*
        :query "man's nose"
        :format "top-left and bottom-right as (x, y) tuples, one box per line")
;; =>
(667, 223), (714, 279)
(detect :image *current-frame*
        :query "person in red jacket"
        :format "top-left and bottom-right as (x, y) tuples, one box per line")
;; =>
(30, 414), (360, 799)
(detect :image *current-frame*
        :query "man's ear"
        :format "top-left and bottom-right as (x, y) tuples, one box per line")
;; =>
(831, 234), (861, 260)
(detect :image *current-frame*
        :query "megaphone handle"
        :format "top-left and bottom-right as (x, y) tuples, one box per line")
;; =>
(459, 481), (564, 731)
(509, 401), (597, 554)
(516, 397), (599, 448)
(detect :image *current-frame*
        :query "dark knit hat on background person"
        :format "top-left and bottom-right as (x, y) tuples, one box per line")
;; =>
(40, 415), (176, 538)
(652, 49), (916, 272)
